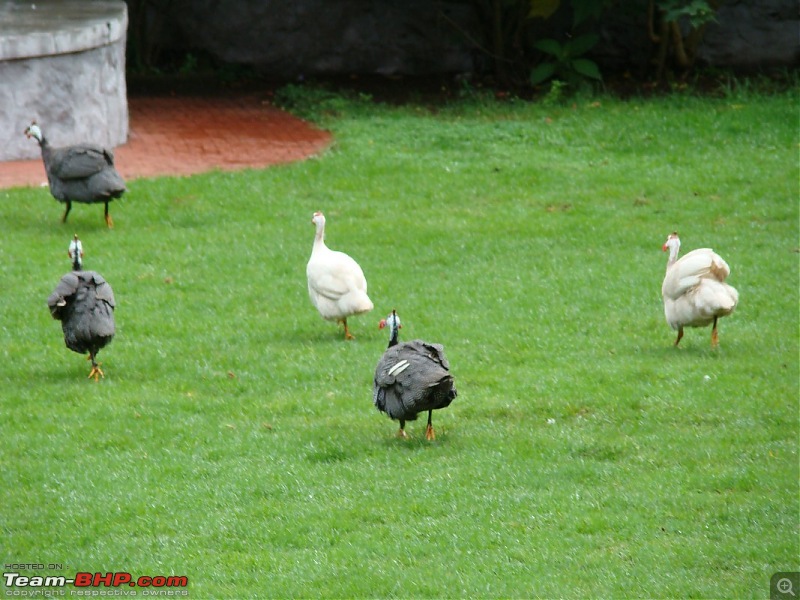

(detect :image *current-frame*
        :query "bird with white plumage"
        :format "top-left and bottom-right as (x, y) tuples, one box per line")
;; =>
(306, 211), (373, 340)
(661, 231), (739, 347)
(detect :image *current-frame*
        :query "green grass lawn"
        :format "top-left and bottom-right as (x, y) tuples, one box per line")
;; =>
(1, 85), (798, 598)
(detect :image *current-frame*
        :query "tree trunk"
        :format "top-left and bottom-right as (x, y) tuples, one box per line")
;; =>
(492, 0), (508, 85)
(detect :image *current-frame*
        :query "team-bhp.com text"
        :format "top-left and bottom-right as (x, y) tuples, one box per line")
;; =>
(4, 572), (188, 597)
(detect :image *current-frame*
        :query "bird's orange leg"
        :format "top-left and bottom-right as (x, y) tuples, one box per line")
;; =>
(711, 316), (719, 348)
(396, 419), (409, 439)
(341, 318), (354, 340)
(87, 354), (105, 381)
(674, 327), (684, 346)
(425, 411), (436, 441)
(104, 203), (114, 228)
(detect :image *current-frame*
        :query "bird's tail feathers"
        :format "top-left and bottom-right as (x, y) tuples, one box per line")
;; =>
(339, 290), (373, 316)
(697, 280), (739, 316)
(374, 387), (418, 421)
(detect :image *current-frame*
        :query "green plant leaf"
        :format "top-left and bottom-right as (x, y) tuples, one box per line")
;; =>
(565, 33), (600, 57)
(534, 38), (564, 58)
(572, 0), (607, 26)
(661, 0), (717, 26)
(571, 58), (602, 80)
(530, 61), (557, 85)
(528, 0), (560, 19)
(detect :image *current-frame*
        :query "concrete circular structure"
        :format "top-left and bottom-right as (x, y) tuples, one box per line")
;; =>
(0, 0), (128, 161)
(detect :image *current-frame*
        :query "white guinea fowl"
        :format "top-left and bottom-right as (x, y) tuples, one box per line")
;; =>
(661, 231), (739, 347)
(306, 211), (373, 339)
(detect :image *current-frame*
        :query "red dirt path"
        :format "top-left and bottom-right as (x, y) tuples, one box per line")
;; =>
(0, 94), (332, 189)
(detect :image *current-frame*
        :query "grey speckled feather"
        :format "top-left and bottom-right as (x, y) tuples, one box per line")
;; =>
(42, 142), (126, 204)
(47, 270), (116, 357)
(373, 339), (456, 423)
(26, 123), (126, 226)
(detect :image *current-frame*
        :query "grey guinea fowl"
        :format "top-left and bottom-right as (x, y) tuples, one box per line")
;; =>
(373, 310), (457, 440)
(47, 235), (116, 381)
(25, 122), (126, 228)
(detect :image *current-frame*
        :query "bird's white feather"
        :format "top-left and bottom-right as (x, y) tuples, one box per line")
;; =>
(306, 213), (373, 322)
(662, 239), (738, 332)
(387, 359), (410, 377)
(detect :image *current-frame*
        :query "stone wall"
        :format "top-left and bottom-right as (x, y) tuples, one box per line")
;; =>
(595, 0), (799, 72)
(0, 1), (129, 161)
(163, 0), (477, 78)
(699, 0), (799, 67)
(156, 0), (796, 77)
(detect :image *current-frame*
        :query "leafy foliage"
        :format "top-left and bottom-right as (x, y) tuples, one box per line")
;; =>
(530, 33), (602, 86)
(459, 0), (612, 90)
(648, 0), (722, 80)
(527, 0), (561, 19)
(452, 0), (731, 89)
(660, 0), (718, 28)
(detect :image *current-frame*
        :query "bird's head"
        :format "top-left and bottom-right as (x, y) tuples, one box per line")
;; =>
(68, 234), (84, 271)
(311, 211), (326, 242)
(379, 310), (402, 347)
(662, 231), (680, 253)
(24, 121), (43, 143)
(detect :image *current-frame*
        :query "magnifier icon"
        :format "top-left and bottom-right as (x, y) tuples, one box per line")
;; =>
(778, 578), (796, 597)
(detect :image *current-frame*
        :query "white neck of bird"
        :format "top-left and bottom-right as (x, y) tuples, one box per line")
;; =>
(314, 220), (326, 247)
(666, 243), (680, 270)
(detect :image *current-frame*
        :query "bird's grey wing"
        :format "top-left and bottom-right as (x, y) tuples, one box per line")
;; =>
(373, 346), (412, 419)
(47, 272), (80, 318)
(372, 376), (390, 413)
(373, 342), (452, 417)
(374, 346), (405, 388)
(416, 341), (450, 371)
(89, 273), (116, 308)
(51, 146), (111, 180)
(397, 341), (456, 407)
(54, 274), (116, 351)
(393, 345), (450, 387)
(373, 373), (410, 421)
(375, 344), (414, 387)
